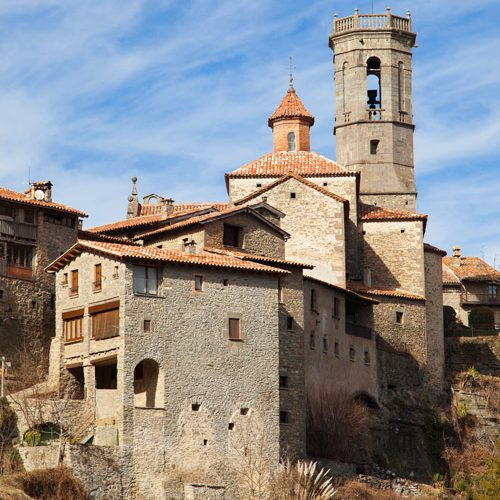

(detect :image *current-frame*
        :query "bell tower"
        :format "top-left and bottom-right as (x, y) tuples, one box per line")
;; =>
(329, 8), (417, 211)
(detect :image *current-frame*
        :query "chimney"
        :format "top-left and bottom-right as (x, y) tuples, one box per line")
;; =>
(162, 198), (174, 216)
(126, 177), (140, 219)
(27, 181), (53, 201)
(452, 246), (462, 267)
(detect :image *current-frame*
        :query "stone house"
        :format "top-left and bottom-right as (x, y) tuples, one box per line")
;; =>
(0, 181), (86, 358)
(443, 246), (500, 331)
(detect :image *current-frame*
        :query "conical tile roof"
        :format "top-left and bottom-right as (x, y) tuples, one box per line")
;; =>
(268, 85), (315, 127)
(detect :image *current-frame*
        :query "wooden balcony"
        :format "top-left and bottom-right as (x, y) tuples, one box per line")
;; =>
(346, 321), (373, 339)
(5, 264), (33, 280)
(460, 292), (500, 306)
(0, 219), (37, 240)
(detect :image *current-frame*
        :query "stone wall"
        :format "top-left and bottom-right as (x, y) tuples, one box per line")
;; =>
(303, 278), (378, 400)
(361, 220), (425, 296)
(424, 249), (444, 390)
(272, 119), (311, 152)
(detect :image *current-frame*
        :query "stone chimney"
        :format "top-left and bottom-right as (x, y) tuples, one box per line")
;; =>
(126, 177), (140, 219)
(162, 198), (174, 217)
(452, 246), (462, 267)
(27, 180), (53, 202)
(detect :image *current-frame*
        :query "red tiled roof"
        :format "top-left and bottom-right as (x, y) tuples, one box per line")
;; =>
(139, 202), (229, 216)
(0, 187), (87, 217)
(134, 205), (289, 241)
(46, 239), (289, 276)
(359, 204), (427, 224)
(234, 173), (349, 210)
(226, 151), (351, 179)
(347, 280), (425, 302)
(204, 246), (314, 269)
(268, 86), (314, 127)
(442, 266), (461, 285)
(424, 243), (447, 256)
(88, 207), (214, 235)
(304, 276), (379, 304)
(442, 256), (500, 282)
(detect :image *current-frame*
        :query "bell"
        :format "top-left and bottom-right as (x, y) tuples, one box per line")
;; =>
(367, 89), (379, 108)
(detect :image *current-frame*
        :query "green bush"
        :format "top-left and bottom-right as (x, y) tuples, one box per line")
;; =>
(24, 430), (41, 447)
(458, 402), (469, 419)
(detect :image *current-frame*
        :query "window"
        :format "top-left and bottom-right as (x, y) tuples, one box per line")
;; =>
(143, 319), (151, 332)
(223, 279), (229, 286)
(194, 275), (203, 291)
(323, 182), (328, 186)
(488, 284), (498, 299)
(24, 208), (35, 224)
(349, 345), (355, 362)
(333, 297), (340, 319)
(133, 266), (158, 296)
(395, 311), (404, 324)
(309, 333), (315, 350)
(7, 244), (34, 268)
(279, 411), (289, 424)
(0, 204), (13, 218)
(287, 132), (296, 151)
(62, 273), (68, 286)
(192, 403), (200, 411)
(290, 192), (296, 199)
(256, 183), (262, 188)
(279, 375), (289, 388)
(113, 265), (119, 279)
(334, 339), (340, 357)
(286, 316), (294, 330)
(310, 289), (317, 311)
(323, 338), (328, 353)
(370, 139), (379, 155)
(223, 224), (241, 248)
(70, 270), (78, 296)
(278, 277), (284, 303)
(364, 349), (371, 365)
(240, 408), (249, 415)
(90, 302), (119, 340)
(366, 56), (381, 114)
(62, 309), (84, 343)
(228, 318), (241, 340)
(94, 264), (102, 291)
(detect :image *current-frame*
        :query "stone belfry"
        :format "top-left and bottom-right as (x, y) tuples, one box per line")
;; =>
(329, 8), (417, 211)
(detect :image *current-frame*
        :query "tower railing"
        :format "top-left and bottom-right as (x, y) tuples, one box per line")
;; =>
(333, 8), (412, 35)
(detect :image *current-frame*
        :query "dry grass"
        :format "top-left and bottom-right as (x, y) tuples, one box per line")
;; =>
(268, 460), (336, 500)
(335, 480), (401, 500)
(0, 466), (88, 500)
(306, 387), (371, 462)
(457, 371), (500, 413)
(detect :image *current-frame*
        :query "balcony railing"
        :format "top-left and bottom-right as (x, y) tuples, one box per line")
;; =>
(346, 321), (373, 339)
(332, 9), (412, 35)
(0, 219), (37, 240)
(460, 292), (500, 306)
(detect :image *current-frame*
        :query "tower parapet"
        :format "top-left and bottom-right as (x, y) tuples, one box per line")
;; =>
(332, 8), (413, 36)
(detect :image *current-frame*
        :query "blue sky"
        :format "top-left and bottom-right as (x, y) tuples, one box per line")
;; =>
(0, 0), (498, 266)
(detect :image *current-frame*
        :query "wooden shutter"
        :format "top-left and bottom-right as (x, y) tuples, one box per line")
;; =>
(92, 308), (119, 340)
(71, 270), (78, 294)
(64, 316), (83, 343)
(94, 264), (102, 290)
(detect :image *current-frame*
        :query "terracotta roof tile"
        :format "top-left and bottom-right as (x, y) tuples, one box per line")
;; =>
(442, 266), (460, 285)
(46, 239), (289, 276)
(139, 202), (229, 216)
(204, 246), (314, 269)
(0, 187), (87, 217)
(268, 86), (314, 127)
(226, 151), (351, 179)
(347, 280), (425, 302)
(234, 173), (349, 211)
(424, 243), (447, 256)
(304, 276), (379, 304)
(359, 203), (427, 223)
(442, 256), (500, 282)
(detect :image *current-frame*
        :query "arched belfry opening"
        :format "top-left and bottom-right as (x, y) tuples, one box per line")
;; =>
(366, 57), (381, 119)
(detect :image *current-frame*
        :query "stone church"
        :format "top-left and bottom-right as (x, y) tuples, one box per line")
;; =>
(14, 9), (450, 499)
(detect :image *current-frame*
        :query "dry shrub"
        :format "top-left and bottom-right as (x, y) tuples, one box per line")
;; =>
(268, 460), (336, 500)
(335, 480), (400, 500)
(307, 387), (371, 462)
(0, 466), (88, 500)
(444, 443), (490, 482)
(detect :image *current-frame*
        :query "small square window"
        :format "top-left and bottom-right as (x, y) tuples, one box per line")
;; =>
(334, 339), (340, 357)
(229, 318), (241, 340)
(143, 319), (151, 332)
(286, 316), (294, 330)
(279, 375), (289, 388)
(395, 311), (404, 324)
(240, 408), (249, 415)
(323, 182), (328, 187)
(256, 183), (262, 188)
(194, 275), (203, 291)
(290, 192), (296, 199)
(279, 411), (289, 424)
(309, 334), (315, 350)
(364, 349), (371, 365)
(223, 279), (229, 286)
(192, 403), (201, 411)
(228, 422), (234, 430)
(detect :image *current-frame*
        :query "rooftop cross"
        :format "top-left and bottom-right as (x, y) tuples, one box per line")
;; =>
(288, 56), (295, 91)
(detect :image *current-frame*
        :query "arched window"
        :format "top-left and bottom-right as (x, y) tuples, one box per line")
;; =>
(287, 132), (296, 151)
(366, 57), (381, 119)
(398, 61), (405, 116)
(134, 359), (163, 408)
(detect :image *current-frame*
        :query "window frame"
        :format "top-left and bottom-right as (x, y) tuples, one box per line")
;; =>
(133, 265), (159, 296)
(223, 223), (242, 248)
(228, 317), (241, 341)
(287, 132), (296, 151)
(70, 270), (79, 296)
(94, 263), (102, 291)
(194, 274), (204, 292)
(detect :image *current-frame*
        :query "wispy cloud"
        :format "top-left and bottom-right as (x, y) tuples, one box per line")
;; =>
(0, 0), (498, 265)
